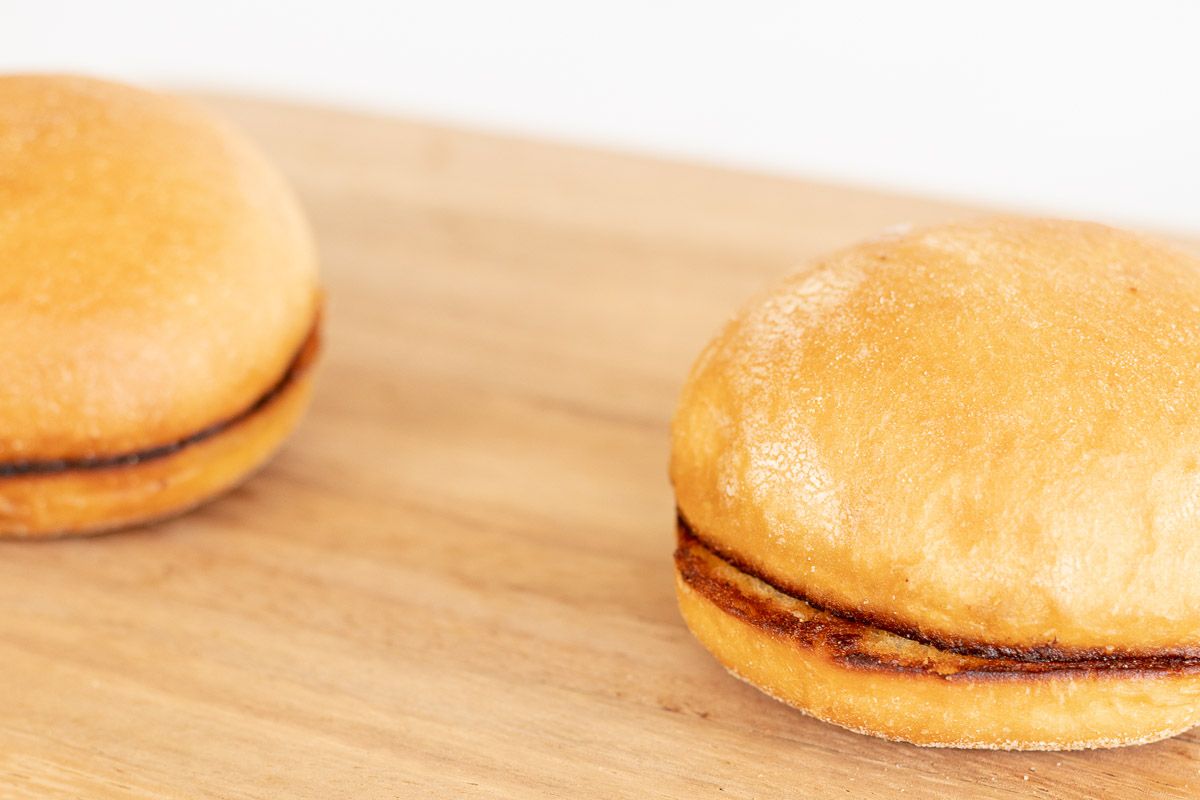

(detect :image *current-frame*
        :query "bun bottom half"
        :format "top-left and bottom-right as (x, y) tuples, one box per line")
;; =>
(675, 527), (1200, 750)
(0, 322), (320, 538)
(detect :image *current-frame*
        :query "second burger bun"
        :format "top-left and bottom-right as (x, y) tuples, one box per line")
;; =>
(0, 75), (320, 536)
(671, 218), (1200, 748)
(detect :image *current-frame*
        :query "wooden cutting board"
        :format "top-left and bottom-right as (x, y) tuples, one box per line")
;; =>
(0, 93), (1195, 799)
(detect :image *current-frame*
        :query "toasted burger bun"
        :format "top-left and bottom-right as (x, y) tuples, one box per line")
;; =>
(0, 75), (320, 536)
(670, 218), (1200, 748)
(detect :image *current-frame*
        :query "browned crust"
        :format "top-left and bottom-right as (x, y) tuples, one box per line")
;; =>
(0, 318), (320, 479)
(679, 512), (1200, 664)
(676, 521), (1200, 680)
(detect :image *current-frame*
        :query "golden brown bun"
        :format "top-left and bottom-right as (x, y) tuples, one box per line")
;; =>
(0, 327), (318, 537)
(0, 75), (319, 536)
(672, 218), (1200, 656)
(671, 217), (1200, 748)
(675, 527), (1200, 750)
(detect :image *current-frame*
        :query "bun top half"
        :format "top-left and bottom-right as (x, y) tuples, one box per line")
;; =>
(671, 217), (1200, 655)
(0, 75), (318, 461)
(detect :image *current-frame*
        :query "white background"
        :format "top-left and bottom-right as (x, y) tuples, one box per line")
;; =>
(4, 1), (1198, 233)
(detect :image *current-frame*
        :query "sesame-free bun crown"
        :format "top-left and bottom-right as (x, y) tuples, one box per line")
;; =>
(672, 218), (1200, 657)
(0, 74), (318, 462)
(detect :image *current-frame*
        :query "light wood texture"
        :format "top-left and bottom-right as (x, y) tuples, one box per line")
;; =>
(0, 94), (1196, 799)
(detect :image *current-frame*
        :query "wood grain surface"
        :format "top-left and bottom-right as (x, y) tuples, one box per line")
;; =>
(0, 93), (1196, 799)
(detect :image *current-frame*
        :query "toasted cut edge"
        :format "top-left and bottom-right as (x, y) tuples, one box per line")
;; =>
(678, 513), (1200, 664)
(675, 529), (1200, 749)
(0, 318), (320, 538)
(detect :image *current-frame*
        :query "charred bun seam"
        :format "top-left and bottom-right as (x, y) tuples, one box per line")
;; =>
(679, 512), (1200, 667)
(0, 317), (319, 478)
